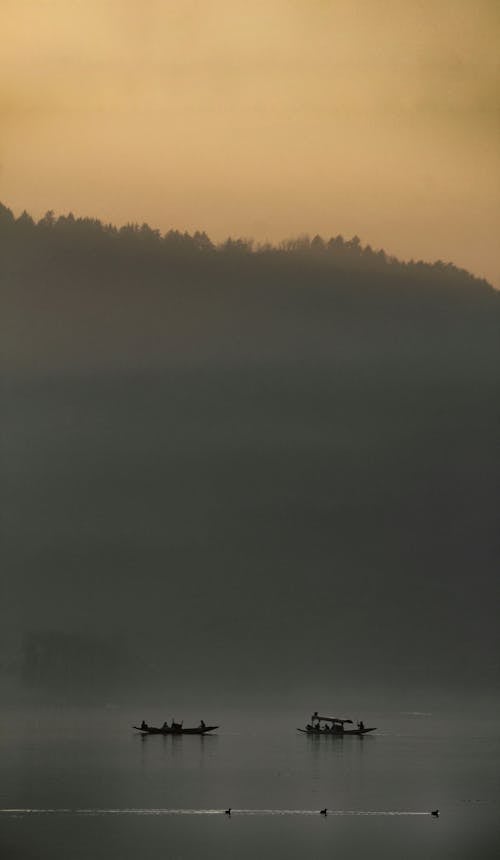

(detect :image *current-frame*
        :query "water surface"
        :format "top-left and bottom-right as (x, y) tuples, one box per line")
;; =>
(0, 707), (498, 858)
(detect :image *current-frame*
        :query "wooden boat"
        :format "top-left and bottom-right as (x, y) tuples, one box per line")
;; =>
(297, 726), (376, 735)
(298, 713), (376, 736)
(133, 725), (218, 735)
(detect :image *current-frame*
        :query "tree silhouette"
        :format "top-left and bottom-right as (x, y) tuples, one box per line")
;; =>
(0, 200), (494, 297)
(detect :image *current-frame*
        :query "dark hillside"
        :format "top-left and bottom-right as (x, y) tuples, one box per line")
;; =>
(1, 203), (499, 705)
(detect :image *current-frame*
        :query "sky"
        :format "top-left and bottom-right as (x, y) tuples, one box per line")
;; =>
(1, 0), (499, 284)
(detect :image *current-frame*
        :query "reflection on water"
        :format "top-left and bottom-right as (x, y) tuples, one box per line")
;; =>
(0, 808), (434, 816)
(0, 708), (498, 859)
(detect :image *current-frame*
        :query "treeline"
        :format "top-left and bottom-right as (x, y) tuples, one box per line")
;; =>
(0, 201), (492, 293)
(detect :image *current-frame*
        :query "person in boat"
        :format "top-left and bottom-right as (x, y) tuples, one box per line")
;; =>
(162, 721), (168, 730)
(141, 720), (148, 730)
(357, 720), (365, 731)
(199, 720), (206, 729)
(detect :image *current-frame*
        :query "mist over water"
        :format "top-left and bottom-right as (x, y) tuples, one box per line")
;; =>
(2, 360), (498, 706)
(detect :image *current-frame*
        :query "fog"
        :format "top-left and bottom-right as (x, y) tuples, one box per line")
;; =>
(1, 208), (499, 709)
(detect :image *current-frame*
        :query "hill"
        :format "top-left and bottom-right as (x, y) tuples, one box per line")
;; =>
(1, 202), (499, 705)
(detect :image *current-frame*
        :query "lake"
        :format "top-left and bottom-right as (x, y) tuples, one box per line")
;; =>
(0, 705), (498, 858)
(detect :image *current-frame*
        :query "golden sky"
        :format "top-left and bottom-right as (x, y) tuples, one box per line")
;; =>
(1, 0), (499, 284)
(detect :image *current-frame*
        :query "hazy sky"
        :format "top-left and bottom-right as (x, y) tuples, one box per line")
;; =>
(1, 0), (499, 284)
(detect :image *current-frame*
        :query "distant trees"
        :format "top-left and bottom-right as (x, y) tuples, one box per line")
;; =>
(0, 200), (493, 294)
(17, 210), (36, 230)
(38, 209), (56, 229)
(0, 202), (14, 226)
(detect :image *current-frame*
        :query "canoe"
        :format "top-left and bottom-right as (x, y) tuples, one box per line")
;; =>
(297, 727), (376, 735)
(133, 725), (218, 735)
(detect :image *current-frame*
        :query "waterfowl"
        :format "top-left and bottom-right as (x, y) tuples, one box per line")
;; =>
(431, 809), (439, 817)
(320, 808), (327, 815)
(225, 808), (231, 816)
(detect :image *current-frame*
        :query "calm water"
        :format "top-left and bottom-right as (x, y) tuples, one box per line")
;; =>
(0, 707), (498, 859)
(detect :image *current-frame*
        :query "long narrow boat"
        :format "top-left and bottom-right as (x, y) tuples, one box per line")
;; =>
(133, 725), (218, 735)
(297, 726), (376, 735)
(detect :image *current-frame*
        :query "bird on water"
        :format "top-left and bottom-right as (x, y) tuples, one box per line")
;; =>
(431, 809), (439, 817)
(320, 808), (327, 815)
(225, 808), (231, 816)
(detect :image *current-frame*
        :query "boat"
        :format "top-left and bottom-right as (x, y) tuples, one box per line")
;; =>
(297, 726), (376, 735)
(133, 724), (218, 735)
(298, 713), (376, 735)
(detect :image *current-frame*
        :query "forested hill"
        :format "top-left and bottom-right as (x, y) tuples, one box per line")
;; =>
(1, 201), (498, 375)
(2, 202), (499, 703)
(0, 201), (493, 290)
